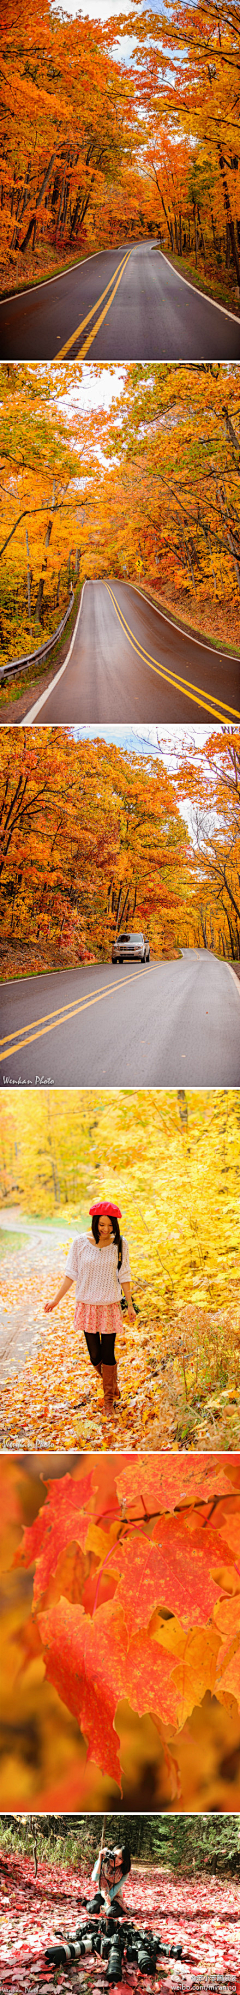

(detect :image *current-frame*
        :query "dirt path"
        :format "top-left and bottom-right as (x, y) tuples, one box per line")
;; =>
(0, 1212), (72, 1382)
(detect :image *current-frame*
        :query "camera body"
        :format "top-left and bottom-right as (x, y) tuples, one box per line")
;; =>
(45, 1907), (183, 1975)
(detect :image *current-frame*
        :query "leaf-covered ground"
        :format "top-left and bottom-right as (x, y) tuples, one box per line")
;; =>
(1, 1854), (240, 1993)
(1, 1244), (240, 1453)
(135, 585), (240, 655)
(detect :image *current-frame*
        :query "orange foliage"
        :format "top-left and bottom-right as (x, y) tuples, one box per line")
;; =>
(1, 1454), (240, 1811)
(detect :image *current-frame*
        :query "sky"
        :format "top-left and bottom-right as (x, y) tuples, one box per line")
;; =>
(52, 0), (158, 61)
(55, 0), (133, 15)
(75, 364), (124, 411)
(72, 724), (213, 838)
(73, 724), (211, 752)
(53, 0), (147, 20)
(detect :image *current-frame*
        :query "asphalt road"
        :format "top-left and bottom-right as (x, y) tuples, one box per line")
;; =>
(1, 952), (240, 1086)
(25, 581), (240, 726)
(1, 242), (239, 360)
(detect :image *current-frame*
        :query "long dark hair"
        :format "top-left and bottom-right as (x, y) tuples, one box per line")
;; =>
(103, 1843), (131, 1881)
(120, 1843), (131, 1877)
(91, 1204), (123, 1268)
(91, 1214), (122, 1268)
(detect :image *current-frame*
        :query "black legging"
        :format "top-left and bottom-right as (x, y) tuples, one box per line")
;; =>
(85, 1330), (115, 1369)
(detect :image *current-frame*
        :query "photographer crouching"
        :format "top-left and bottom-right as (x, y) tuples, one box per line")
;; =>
(91, 1842), (131, 1914)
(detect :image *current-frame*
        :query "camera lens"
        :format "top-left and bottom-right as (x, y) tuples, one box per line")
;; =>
(107, 1967), (122, 1984)
(137, 1945), (156, 1973)
(45, 1946), (67, 1966)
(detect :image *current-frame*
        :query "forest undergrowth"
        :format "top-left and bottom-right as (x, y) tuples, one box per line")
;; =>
(134, 587), (240, 658)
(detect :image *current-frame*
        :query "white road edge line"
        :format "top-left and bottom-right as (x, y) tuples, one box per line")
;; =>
(122, 582), (240, 663)
(1, 241), (139, 306)
(227, 964), (240, 1002)
(159, 249), (240, 326)
(22, 585), (86, 724)
(0, 962), (96, 989)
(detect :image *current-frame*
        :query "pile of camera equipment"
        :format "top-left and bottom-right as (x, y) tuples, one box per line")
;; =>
(45, 1909), (183, 1978)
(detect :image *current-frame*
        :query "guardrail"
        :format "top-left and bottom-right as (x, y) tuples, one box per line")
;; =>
(0, 588), (74, 684)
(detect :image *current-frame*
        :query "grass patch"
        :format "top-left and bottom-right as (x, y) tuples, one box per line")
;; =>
(0, 1821), (93, 1865)
(0, 235), (136, 301)
(0, 1227), (29, 1255)
(0, 944), (96, 981)
(0, 242), (108, 302)
(132, 581), (240, 658)
(162, 247), (240, 317)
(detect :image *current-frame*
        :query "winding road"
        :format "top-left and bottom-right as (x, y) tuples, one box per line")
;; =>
(1, 242), (240, 360)
(24, 580), (240, 726)
(1, 952), (240, 1086)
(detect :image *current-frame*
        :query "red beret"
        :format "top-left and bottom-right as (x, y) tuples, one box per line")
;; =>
(89, 1199), (122, 1218)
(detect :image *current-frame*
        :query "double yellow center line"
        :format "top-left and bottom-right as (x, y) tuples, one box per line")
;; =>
(55, 249), (132, 360)
(0, 966), (149, 1065)
(106, 585), (240, 722)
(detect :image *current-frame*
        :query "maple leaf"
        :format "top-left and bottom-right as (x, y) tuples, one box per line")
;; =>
(116, 1456), (234, 1516)
(113, 1522), (224, 1629)
(14, 1472), (94, 1602)
(212, 1586), (240, 1718)
(215, 1507), (240, 1567)
(4, 1449), (240, 1807)
(39, 1595), (127, 1787)
(154, 1619), (220, 1728)
(124, 1626), (180, 1729)
(217, 1644), (240, 1708)
(39, 1591), (182, 1786)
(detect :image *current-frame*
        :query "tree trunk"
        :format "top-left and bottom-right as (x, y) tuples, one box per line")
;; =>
(193, 203), (198, 268)
(19, 214), (36, 255)
(218, 146), (240, 288)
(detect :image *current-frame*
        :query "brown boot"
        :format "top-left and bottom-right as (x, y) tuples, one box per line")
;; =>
(102, 1363), (114, 1412)
(112, 1362), (120, 1400)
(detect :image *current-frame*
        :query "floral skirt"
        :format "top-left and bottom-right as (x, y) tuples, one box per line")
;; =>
(74, 1301), (122, 1338)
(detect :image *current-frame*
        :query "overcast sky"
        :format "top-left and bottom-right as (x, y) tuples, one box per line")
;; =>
(72, 723), (213, 839)
(52, 0), (155, 60)
(53, 0), (143, 22)
(74, 364), (124, 411)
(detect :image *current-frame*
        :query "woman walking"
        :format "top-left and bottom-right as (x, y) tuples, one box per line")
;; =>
(44, 1199), (136, 1412)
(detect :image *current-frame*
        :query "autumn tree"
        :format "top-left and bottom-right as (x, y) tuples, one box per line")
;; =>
(0, 363), (98, 658)
(93, 361), (240, 608)
(0, 727), (191, 968)
(177, 726), (240, 956)
(1, 0), (141, 280)
(126, 0), (240, 290)
(1, 0), (239, 301)
(1, 362), (240, 665)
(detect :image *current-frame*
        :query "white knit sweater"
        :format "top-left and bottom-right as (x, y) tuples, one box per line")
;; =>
(65, 1232), (131, 1302)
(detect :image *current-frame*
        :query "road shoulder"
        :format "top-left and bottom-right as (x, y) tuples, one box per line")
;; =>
(0, 586), (82, 724)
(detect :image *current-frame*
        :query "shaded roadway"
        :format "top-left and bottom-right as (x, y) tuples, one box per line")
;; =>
(24, 580), (240, 726)
(1, 242), (240, 361)
(1, 952), (240, 1086)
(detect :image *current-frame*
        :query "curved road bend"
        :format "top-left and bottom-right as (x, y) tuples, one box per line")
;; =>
(1, 243), (240, 361)
(1, 952), (240, 1086)
(24, 581), (240, 726)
